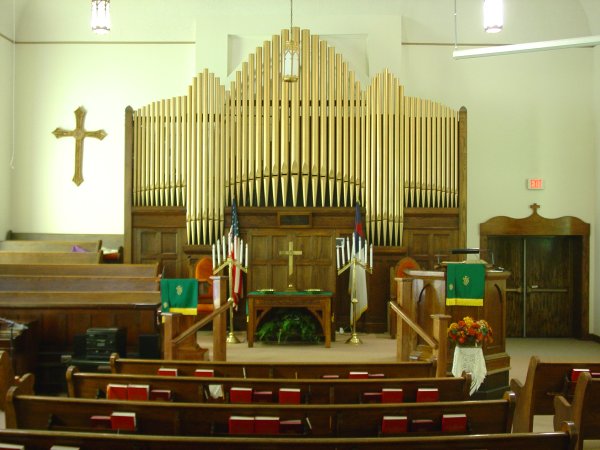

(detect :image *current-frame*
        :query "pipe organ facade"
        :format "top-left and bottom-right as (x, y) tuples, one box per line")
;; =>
(130, 28), (462, 247)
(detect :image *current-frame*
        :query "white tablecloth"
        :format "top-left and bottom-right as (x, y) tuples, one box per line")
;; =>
(452, 346), (487, 395)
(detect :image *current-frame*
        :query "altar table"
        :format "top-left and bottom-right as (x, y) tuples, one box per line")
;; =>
(247, 291), (333, 348)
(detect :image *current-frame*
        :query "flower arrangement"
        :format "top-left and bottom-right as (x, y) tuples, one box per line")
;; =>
(447, 316), (493, 346)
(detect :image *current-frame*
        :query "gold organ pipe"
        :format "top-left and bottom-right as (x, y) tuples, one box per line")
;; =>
(365, 88), (372, 238)
(255, 47), (263, 207)
(327, 46), (335, 207)
(395, 84), (404, 245)
(319, 41), (327, 207)
(199, 71), (207, 243)
(341, 61), (349, 207)
(348, 70), (356, 205)
(375, 74), (382, 243)
(359, 86), (365, 208)
(280, 29), (290, 207)
(290, 27), (301, 207)
(241, 62), (249, 206)
(382, 71), (390, 245)
(426, 99), (432, 208)
(207, 73), (216, 244)
(235, 70), (242, 204)
(248, 54), (256, 207)
(271, 34), (281, 206)
(262, 41), (271, 207)
(335, 54), (342, 207)
(300, 29), (311, 208)
(188, 80), (197, 244)
(310, 35), (320, 207)
(225, 82), (233, 206)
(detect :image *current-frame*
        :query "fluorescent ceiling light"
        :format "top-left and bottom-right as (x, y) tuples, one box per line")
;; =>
(453, 35), (600, 59)
(483, 0), (503, 33)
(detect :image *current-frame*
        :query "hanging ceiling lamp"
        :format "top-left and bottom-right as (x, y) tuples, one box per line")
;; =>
(282, 0), (299, 82)
(91, 0), (111, 35)
(483, 0), (503, 33)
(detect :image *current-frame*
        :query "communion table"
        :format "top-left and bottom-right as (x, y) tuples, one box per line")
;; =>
(246, 291), (333, 348)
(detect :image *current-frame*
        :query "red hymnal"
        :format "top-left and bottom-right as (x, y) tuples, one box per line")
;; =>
(230, 387), (253, 403)
(127, 384), (150, 401)
(157, 367), (178, 376)
(253, 390), (274, 403)
(411, 418), (436, 432)
(149, 389), (172, 401)
(381, 388), (404, 403)
(278, 387), (301, 404)
(279, 419), (303, 434)
(90, 415), (112, 429)
(441, 413), (468, 432)
(254, 416), (280, 435)
(110, 412), (136, 431)
(106, 383), (128, 400)
(228, 416), (255, 434)
(194, 369), (215, 377)
(381, 415), (408, 434)
(571, 368), (590, 381)
(362, 392), (382, 403)
(416, 388), (439, 402)
(348, 371), (369, 379)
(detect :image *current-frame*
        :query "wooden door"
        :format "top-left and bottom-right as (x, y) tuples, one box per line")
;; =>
(488, 236), (579, 337)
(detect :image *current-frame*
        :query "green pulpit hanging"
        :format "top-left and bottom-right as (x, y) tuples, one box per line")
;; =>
(160, 279), (198, 315)
(446, 264), (486, 306)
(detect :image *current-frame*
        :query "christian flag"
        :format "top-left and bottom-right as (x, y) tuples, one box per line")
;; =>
(229, 198), (243, 308)
(351, 202), (368, 322)
(445, 263), (486, 306)
(160, 279), (198, 315)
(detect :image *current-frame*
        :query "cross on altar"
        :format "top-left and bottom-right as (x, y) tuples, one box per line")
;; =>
(279, 241), (302, 290)
(53, 106), (107, 186)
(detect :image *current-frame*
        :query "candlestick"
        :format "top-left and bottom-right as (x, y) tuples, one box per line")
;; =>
(346, 237), (350, 260)
(222, 238), (226, 261)
(336, 245), (340, 269)
(341, 244), (346, 265)
(370, 243), (373, 268)
(245, 243), (248, 267)
(212, 244), (216, 269)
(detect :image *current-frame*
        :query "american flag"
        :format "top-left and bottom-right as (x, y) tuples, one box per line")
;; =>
(229, 198), (243, 307)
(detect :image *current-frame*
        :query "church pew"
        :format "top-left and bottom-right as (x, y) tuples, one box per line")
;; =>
(0, 251), (102, 264)
(65, 365), (472, 404)
(553, 371), (600, 450)
(0, 274), (159, 291)
(0, 353), (34, 411)
(510, 355), (600, 432)
(109, 353), (437, 378)
(0, 291), (160, 353)
(0, 239), (101, 253)
(0, 262), (159, 277)
(0, 425), (579, 450)
(5, 382), (517, 437)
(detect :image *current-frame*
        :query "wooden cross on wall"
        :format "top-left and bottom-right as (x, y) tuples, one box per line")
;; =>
(53, 106), (107, 186)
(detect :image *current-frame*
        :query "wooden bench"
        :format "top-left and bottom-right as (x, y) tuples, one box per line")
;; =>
(109, 353), (437, 378)
(510, 355), (600, 432)
(0, 251), (102, 264)
(0, 274), (159, 291)
(0, 351), (34, 411)
(0, 263), (158, 277)
(6, 381), (517, 437)
(0, 239), (101, 252)
(66, 365), (472, 404)
(553, 371), (600, 450)
(0, 425), (579, 450)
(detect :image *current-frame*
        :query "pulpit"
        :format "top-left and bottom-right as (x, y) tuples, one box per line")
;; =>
(395, 268), (510, 398)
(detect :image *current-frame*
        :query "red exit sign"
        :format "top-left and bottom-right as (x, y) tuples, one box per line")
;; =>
(527, 178), (544, 190)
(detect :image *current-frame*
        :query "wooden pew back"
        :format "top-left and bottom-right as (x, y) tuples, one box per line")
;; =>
(6, 382), (517, 437)
(66, 366), (471, 404)
(0, 251), (102, 264)
(109, 354), (436, 378)
(553, 372), (600, 450)
(0, 263), (158, 277)
(0, 239), (101, 252)
(0, 275), (159, 291)
(0, 426), (579, 450)
(511, 355), (600, 432)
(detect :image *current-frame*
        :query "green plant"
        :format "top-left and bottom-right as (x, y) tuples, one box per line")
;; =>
(256, 309), (322, 344)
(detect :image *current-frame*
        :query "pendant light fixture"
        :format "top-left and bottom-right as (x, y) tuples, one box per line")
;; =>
(91, 0), (111, 35)
(282, 0), (299, 82)
(483, 0), (503, 33)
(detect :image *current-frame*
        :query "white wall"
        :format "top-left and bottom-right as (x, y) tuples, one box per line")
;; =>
(0, 0), (14, 239)
(7, 0), (600, 332)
